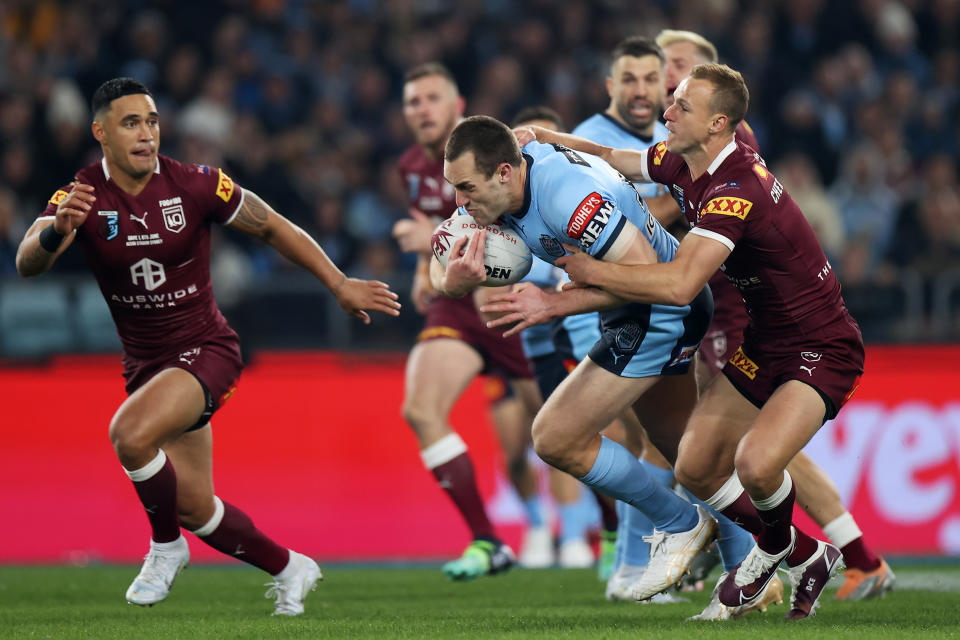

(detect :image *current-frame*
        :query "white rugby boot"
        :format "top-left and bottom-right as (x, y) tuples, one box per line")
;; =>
(265, 551), (323, 616)
(629, 505), (718, 601)
(687, 571), (784, 621)
(558, 538), (594, 569)
(518, 526), (555, 569)
(125, 535), (190, 606)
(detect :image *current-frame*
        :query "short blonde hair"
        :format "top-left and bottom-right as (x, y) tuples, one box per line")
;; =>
(690, 63), (749, 132)
(655, 30), (718, 63)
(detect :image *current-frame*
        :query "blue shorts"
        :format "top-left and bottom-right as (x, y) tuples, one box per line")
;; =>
(588, 286), (713, 378)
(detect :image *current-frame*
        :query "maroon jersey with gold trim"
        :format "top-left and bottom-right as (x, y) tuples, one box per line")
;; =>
(644, 139), (851, 337)
(702, 122), (758, 351)
(39, 156), (243, 359)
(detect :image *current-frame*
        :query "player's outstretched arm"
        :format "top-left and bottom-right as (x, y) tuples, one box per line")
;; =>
(515, 126), (650, 183)
(556, 233), (730, 306)
(228, 189), (401, 323)
(480, 282), (624, 338)
(16, 183), (92, 277)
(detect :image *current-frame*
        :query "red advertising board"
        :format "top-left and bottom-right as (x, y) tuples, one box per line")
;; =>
(0, 346), (957, 563)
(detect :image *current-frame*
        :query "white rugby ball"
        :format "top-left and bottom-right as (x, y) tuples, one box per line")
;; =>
(431, 214), (532, 287)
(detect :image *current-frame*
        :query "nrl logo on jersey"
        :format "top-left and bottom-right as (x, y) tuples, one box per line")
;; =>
(539, 234), (565, 258)
(97, 211), (119, 241)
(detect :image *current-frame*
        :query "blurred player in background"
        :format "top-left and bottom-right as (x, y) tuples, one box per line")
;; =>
(572, 36), (754, 604)
(655, 28), (894, 605)
(14, 78), (401, 615)
(391, 63), (545, 579)
(437, 115), (722, 602)
(528, 63), (861, 619)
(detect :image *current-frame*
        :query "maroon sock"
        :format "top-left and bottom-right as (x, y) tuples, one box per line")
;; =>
(197, 501), (290, 575)
(130, 457), (180, 543)
(786, 528), (819, 566)
(719, 491), (763, 536)
(839, 537), (882, 572)
(432, 452), (495, 539)
(754, 484), (797, 554)
(593, 490), (619, 532)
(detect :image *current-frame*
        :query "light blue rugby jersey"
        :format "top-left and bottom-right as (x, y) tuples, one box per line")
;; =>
(555, 115), (671, 358)
(571, 114), (669, 201)
(502, 141), (679, 322)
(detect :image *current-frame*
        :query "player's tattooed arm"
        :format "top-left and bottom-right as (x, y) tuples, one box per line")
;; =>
(227, 190), (272, 238)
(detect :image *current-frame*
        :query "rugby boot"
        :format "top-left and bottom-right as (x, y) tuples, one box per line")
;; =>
(687, 571), (784, 621)
(264, 551), (322, 616)
(719, 527), (794, 608)
(442, 539), (515, 581)
(835, 558), (895, 601)
(630, 505), (718, 601)
(125, 535), (190, 606)
(784, 540), (844, 619)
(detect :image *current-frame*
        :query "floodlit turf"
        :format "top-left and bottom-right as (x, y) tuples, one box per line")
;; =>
(1, 562), (959, 639)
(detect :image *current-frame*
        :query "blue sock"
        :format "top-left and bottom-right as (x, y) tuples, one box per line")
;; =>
(621, 460), (674, 567)
(579, 437), (698, 534)
(523, 495), (546, 529)
(613, 500), (627, 571)
(558, 501), (591, 543)
(683, 489), (754, 572)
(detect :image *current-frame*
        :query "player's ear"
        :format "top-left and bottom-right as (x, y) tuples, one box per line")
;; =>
(605, 76), (614, 98)
(710, 114), (728, 135)
(455, 96), (466, 117)
(498, 162), (512, 183)
(92, 120), (105, 143)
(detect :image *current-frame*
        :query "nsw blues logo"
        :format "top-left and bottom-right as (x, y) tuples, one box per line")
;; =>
(539, 234), (565, 258)
(615, 322), (643, 352)
(97, 210), (119, 241)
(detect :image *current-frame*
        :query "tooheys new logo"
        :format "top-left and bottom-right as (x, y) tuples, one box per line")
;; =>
(567, 191), (613, 249)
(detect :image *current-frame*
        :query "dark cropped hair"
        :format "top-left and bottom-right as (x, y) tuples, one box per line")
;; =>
(510, 105), (565, 131)
(91, 78), (154, 117)
(611, 36), (664, 67)
(445, 115), (521, 178)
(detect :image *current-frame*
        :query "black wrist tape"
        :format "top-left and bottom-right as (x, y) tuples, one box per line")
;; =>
(38, 225), (66, 252)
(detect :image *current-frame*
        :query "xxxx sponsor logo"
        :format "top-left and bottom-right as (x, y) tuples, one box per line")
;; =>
(652, 141), (667, 166)
(729, 346), (759, 379)
(48, 189), (70, 206)
(216, 168), (235, 202)
(703, 196), (753, 220)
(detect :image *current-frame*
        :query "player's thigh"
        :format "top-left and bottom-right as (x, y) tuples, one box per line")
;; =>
(736, 380), (827, 486)
(675, 373), (758, 491)
(534, 358), (655, 452)
(630, 366), (699, 466)
(164, 425), (216, 523)
(110, 368), (207, 446)
(403, 338), (484, 418)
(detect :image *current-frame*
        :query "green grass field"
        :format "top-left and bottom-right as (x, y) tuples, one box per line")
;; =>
(2, 561), (959, 639)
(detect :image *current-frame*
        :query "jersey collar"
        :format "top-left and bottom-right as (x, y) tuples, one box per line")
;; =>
(512, 153), (535, 219)
(100, 155), (161, 181)
(599, 113), (653, 145)
(706, 139), (738, 175)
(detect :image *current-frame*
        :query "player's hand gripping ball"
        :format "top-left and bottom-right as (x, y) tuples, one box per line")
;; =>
(431, 214), (532, 286)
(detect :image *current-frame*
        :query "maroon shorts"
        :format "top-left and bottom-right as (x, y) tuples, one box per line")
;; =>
(721, 313), (864, 421)
(419, 294), (533, 380)
(122, 331), (243, 430)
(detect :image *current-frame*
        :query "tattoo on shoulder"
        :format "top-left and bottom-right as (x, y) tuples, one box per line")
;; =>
(232, 192), (270, 234)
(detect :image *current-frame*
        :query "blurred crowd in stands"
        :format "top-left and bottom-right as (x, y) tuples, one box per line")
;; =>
(1, 0), (958, 344)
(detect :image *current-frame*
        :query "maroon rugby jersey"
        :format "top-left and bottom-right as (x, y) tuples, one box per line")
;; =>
(397, 143), (477, 318)
(703, 122), (759, 340)
(642, 139), (848, 336)
(40, 156), (243, 359)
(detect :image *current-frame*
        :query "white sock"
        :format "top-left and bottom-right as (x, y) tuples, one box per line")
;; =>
(150, 535), (185, 551)
(822, 512), (862, 548)
(750, 471), (792, 511)
(124, 449), (167, 482)
(188, 496), (225, 537)
(420, 433), (468, 469)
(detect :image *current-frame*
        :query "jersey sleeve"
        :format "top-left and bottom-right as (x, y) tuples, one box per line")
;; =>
(188, 164), (244, 225)
(688, 182), (760, 251)
(643, 141), (686, 187)
(38, 184), (75, 219)
(539, 169), (628, 261)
